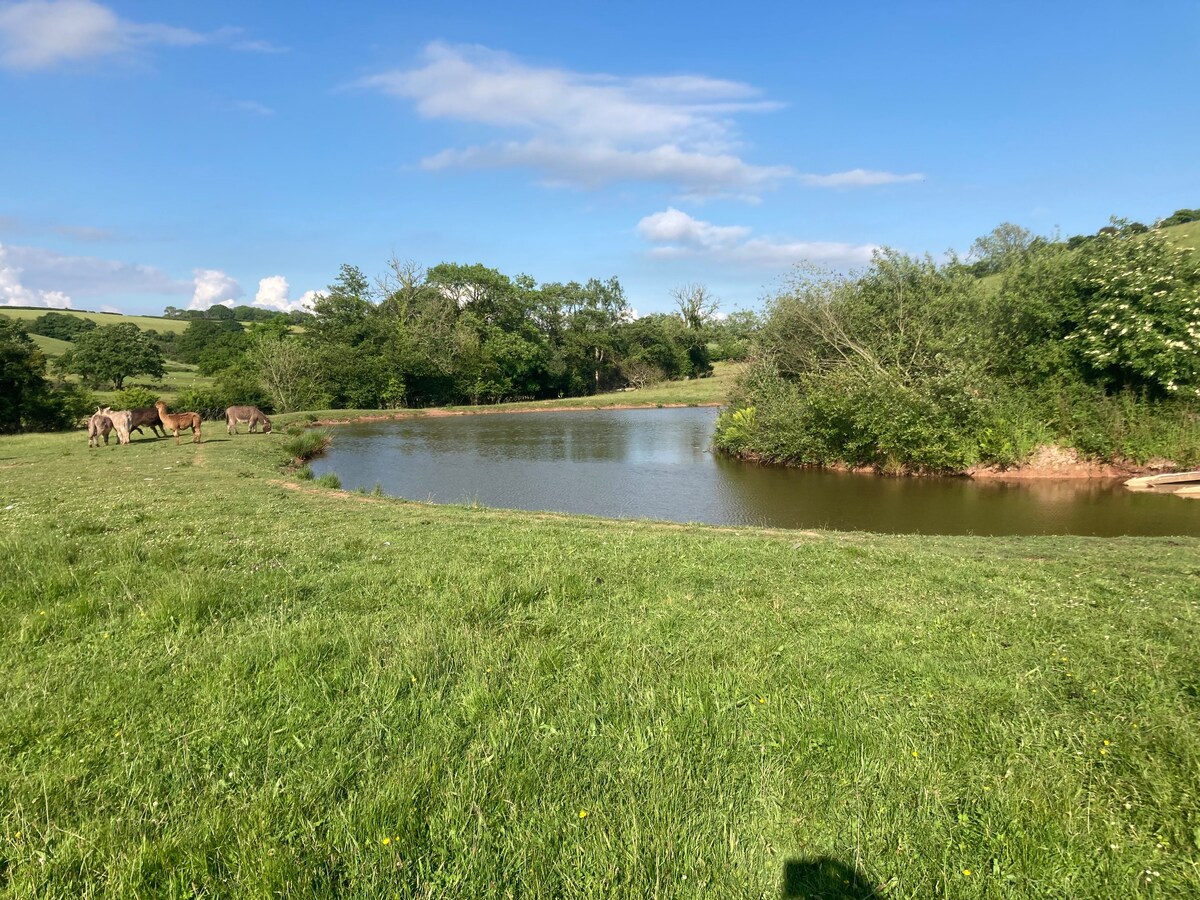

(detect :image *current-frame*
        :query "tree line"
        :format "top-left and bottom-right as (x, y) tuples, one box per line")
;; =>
(172, 261), (754, 416)
(0, 261), (756, 431)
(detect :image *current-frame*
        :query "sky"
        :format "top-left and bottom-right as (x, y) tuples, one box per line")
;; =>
(0, 0), (1197, 317)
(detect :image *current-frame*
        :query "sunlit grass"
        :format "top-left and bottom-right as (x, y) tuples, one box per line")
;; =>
(0, 307), (196, 334)
(300, 361), (742, 426)
(0, 425), (1197, 897)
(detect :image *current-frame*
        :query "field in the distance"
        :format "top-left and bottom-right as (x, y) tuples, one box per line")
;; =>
(0, 307), (195, 334)
(0, 416), (1197, 898)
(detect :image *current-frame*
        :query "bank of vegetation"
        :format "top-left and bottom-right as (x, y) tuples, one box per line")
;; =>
(714, 216), (1200, 473)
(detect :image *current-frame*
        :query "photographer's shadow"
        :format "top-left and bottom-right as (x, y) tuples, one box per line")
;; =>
(781, 856), (881, 899)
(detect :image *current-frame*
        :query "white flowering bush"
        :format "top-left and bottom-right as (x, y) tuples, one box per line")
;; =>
(1069, 229), (1200, 396)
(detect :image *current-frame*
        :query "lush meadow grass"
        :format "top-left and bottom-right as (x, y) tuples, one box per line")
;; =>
(26, 333), (75, 358)
(304, 362), (742, 426)
(1, 421), (1198, 898)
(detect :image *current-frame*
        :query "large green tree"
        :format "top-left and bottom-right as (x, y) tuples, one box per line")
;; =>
(0, 319), (50, 433)
(57, 323), (166, 390)
(0, 318), (92, 432)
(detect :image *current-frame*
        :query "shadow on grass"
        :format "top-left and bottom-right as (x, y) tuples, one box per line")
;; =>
(782, 856), (880, 899)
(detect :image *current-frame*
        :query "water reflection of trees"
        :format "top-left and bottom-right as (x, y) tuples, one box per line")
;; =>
(395, 412), (634, 463)
(327, 413), (1195, 535)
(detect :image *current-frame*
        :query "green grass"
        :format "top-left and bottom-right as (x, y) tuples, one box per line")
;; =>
(1, 415), (1199, 897)
(1163, 218), (1200, 249)
(26, 332), (75, 358)
(302, 361), (742, 425)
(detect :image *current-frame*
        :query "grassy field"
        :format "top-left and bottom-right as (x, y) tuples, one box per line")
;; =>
(1, 408), (1198, 898)
(0, 307), (194, 335)
(1163, 219), (1200, 248)
(26, 332), (75, 358)
(305, 362), (742, 425)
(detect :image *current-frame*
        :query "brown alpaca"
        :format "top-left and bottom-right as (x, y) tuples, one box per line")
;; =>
(154, 400), (203, 444)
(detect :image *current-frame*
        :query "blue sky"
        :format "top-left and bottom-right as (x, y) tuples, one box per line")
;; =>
(1, 0), (1197, 316)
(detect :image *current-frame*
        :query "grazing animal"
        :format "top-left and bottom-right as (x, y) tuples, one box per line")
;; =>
(129, 406), (168, 438)
(98, 407), (134, 445)
(154, 400), (203, 445)
(225, 405), (272, 435)
(87, 411), (113, 447)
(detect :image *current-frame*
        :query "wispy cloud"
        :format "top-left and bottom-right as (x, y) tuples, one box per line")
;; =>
(232, 99), (275, 116)
(52, 223), (118, 241)
(0, 215), (119, 241)
(0, 0), (279, 70)
(637, 207), (878, 268)
(360, 42), (791, 199)
(359, 42), (924, 200)
(0, 242), (72, 307)
(799, 169), (925, 188)
(421, 140), (794, 195)
(2, 242), (187, 298)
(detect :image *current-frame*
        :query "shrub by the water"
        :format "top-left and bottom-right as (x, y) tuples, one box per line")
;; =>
(282, 429), (331, 462)
(313, 471), (341, 489)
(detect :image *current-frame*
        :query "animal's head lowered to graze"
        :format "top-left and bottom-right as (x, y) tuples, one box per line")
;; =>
(225, 405), (272, 435)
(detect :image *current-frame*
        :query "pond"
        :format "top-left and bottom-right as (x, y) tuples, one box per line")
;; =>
(308, 407), (1199, 536)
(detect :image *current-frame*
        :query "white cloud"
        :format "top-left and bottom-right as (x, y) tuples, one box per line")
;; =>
(0, 0), (276, 70)
(423, 141), (794, 196)
(253, 275), (317, 312)
(360, 43), (925, 199)
(190, 269), (243, 310)
(636, 207), (752, 248)
(232, 99), (274, 116)
(0, 242), (73, 307)
(799, 169), (925, 188)
(2, 243), (186, 297)
(361, 42), (791, 198)
(636, 208), (878, 269)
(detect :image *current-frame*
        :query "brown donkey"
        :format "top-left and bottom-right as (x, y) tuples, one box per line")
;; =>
(87, 410), (113, 447)
(154, 400), (203, 444)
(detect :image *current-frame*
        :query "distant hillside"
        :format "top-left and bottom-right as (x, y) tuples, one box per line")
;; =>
(26, 333), (75, 358)
(1163, 218), (1200, 248)
(0, 307), (193, 335)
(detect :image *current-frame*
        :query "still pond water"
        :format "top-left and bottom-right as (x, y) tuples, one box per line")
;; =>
(309, 407), (1199, 536)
